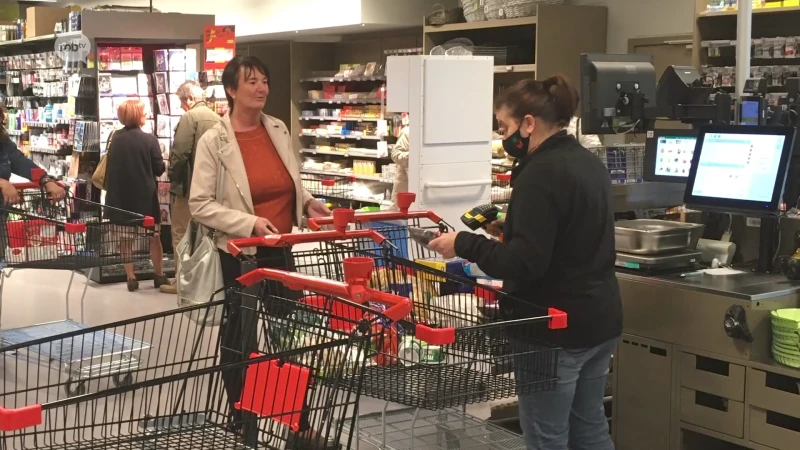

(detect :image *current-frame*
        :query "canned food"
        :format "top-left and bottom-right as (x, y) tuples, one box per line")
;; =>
(399, 336), (444, 365)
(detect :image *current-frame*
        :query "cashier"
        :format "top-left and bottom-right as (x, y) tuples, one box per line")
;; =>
(0, 107), (65, 204)
(429, 75), (622, 450)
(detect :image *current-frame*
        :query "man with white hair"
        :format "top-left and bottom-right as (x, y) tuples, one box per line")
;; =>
(161, 80), (220, 294)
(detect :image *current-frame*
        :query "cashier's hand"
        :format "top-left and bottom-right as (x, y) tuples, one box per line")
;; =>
(0, 179), (19, 205)
(429, 232), (459, 259)
(253, 217), (279, 236)
(484, 217), (505, 238)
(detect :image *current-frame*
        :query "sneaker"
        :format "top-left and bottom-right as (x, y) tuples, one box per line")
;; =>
(127, 279), (139, 292)
(153, 274), (170, 289)
(159, 280), (177, 294)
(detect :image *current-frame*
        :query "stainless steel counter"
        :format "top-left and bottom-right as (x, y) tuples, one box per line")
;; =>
(616, 269), (800, 301)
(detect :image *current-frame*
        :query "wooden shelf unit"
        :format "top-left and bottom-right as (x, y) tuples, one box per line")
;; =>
(422, 4), (607, 89)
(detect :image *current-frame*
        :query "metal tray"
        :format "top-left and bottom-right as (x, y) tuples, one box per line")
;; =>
(615, 220), (704, 255)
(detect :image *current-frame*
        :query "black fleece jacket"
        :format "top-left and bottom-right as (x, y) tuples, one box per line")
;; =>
(455, 131), (622, 349)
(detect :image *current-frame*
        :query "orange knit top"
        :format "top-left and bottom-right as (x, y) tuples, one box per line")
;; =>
(235, 127), (296, 234)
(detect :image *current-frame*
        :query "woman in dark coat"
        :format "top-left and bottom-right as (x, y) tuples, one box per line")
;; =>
(105, 100), (167, 291)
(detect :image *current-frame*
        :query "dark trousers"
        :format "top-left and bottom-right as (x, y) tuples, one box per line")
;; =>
(218, 246), (296, 425)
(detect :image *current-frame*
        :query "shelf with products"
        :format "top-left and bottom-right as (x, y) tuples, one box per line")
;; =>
(299, 116), (383, 122)
(422, 3), (606, 87)
(699, 3), (800, 17)
(300, 168), (393, 184)
(300, 147), (392, 159)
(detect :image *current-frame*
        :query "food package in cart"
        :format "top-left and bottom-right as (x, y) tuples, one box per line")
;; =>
(5, 220), (59, 263)
(369, 266), (438, 324)
(415, 257), (473, 294)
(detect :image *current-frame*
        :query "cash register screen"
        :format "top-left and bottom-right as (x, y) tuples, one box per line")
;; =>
(684, 126), (796, 215)
(653, 135), (697, 178)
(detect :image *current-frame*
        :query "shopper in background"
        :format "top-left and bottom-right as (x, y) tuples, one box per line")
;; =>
(189, 55), (331, 432)
(390, 113), (410, 210)
(0, 106), (65, 204)
(429, 75), (622, 450)
(105, 100), (168, 292)
(160, 80), (221, 294)
(567, 115), (602, 148)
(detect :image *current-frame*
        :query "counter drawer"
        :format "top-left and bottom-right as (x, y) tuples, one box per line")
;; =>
(679, 387), (743, 438)
(747, 368), (800, 418)
(680, 353), (744, 402)
(750, 407), (800, 450)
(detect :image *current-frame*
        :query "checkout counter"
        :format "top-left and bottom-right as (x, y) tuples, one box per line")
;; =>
(612, 126), (800, 450)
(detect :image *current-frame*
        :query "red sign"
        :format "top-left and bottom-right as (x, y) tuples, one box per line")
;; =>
(204, 25), (236, 70)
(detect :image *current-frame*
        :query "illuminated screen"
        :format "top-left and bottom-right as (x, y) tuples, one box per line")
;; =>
(654, 136), (697, 178)
(691, 132), (787, 202)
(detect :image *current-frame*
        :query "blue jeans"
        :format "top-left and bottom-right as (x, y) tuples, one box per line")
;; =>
(517, 337), (617, 450)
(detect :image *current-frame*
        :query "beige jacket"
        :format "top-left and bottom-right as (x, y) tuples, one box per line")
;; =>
(189, 112), (314, 255)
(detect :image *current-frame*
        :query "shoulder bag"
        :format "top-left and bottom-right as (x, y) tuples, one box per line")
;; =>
(91, 130), (116, 190)
(176, 145), (226, 327)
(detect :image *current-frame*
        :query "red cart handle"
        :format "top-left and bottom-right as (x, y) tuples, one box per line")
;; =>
(0, 404), (42, 432)
(236, 257), (412, 323)
(307, 193), (444, 231)
(10, 168), (66, 190)
(228, 209), (391, 257)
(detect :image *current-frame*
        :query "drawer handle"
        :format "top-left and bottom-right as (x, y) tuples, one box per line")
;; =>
(695, 391), (728, 412)
(765, 372), (800, 396)
(695, 355), (730, 377)
(766, 410), (800, 433)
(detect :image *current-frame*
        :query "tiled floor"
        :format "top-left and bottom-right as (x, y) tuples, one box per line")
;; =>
(0, 268), (513, 449)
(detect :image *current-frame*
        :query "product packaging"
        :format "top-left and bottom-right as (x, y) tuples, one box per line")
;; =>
(154, 49), (169, 72)
(108, 47), (122, 71)
(168, 49), (186, 71)
(132, 47), (144, 70)
(168, 71), (186, 93)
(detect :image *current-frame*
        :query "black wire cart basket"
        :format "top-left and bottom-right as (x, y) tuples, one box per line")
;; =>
(301, 174), (355, 201)
(0, 263), (412, 450)
(232, 208), (568, 411)
(0, 170), (158, 398)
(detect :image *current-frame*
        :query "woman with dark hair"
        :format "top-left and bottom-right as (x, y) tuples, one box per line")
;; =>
(430, 75), (622, 450)
(105, 100), (167, 292)
(0, 107), (65, 205)
(189, 55), (331, 439)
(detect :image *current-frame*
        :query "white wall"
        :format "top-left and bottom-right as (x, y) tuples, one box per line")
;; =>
(572, 0), (695, 53)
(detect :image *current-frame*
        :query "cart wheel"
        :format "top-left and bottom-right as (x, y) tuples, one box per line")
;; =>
(64, 377), (86, 397)
(112, 372), (133, 388)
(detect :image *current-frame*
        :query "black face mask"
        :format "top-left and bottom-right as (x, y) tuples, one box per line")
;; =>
(502, 129), (530, 159)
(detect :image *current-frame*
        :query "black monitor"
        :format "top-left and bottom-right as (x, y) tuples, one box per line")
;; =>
(644, 129), (699, 183)
(655, 66), (712, 107)
(684, 125), (797, 216)
(580, 53), (657, 135)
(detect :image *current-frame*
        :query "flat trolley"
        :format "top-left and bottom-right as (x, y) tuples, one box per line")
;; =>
(308, 203), (568, 448)
(0, 262), (412, 449)
(0, 171), (157, 396)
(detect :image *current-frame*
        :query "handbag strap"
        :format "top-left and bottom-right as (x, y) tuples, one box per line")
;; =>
(193, 134), (227, 244)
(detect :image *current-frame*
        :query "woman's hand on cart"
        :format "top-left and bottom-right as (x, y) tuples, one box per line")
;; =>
(43, 181), (66, 202)
(0, 179), (20, 205)
(305, 198), (333, 230)
(429, 231), (458, 259)
(253, 217), (279, 236)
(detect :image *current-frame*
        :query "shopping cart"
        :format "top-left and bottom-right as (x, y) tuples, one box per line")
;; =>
(302, 173), (355, 200)
(587, 144), (645, 185)
(307, 192), (451, 261)
(0, 261), (412, 449)
(0, 169), (156, 396)
(306, 202), (568, 448)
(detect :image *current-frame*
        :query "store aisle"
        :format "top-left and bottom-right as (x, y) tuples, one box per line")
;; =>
(0, 269), (175, 331)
